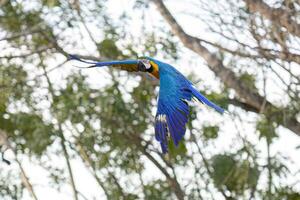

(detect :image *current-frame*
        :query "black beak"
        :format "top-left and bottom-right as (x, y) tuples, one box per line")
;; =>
(137, 61), (147, 72)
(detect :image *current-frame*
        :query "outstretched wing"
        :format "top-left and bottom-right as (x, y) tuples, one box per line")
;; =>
(69, 55), (139, 72)
(154, 64), (224, 154)
(155, 72), (193, 153)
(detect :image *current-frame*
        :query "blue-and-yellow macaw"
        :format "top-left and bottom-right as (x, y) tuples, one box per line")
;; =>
(69, 55), (224, 153)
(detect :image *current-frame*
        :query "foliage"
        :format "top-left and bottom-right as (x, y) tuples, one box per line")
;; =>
(211, 154), (260, 196)
(202, 125), (219, 141)
(0, 169), (23, 200)
(256, 116), (277, 142)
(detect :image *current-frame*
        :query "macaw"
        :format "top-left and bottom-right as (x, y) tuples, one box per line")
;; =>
(69, 55), (224, 153)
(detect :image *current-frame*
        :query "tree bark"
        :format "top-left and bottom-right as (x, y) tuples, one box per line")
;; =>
(142, 149), (185, 200)
(244, 0), (300, 38)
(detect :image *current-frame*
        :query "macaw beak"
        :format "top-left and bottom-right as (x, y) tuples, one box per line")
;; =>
(137, 61), (147, 72)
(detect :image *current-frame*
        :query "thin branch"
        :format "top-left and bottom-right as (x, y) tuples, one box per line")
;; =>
(141, 147), (185, 200)
(41, 64), (79, 200)
(74, 138), (110, 198)
(0, 130), (39, 200)
(190, 132), (233, 200)
(0, 27), (42, 42)
(0, 47), (53, 59)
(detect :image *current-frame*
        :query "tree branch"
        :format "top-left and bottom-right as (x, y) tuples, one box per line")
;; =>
(209, 39), (300, 65)
(0, 130), (39, 200)
(227, 98), (259, 113)
(190, 132), (233, 200)
(142, 149), (185, 200)
(41, 65), (79, 200)
(129, 134), (185, 200)
(74, 139), (109, 198)
(244, 0), (300, 38)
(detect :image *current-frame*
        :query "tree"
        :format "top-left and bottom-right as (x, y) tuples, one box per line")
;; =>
(0, 0), (299, 199)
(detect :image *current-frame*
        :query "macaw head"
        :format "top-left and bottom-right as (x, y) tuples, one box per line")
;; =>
(137, 58), (159, 78)
(137, 59), (151, 72)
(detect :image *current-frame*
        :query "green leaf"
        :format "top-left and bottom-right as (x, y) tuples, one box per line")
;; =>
(98, 39), (123, 59)
(168, 139), (188, 164)
(238, 73), (257, 92)
(0, 113), (55, 156)
(202, 125), (219, 140)
(211, 154), (260, 194)
(42, 0), (61, 7)
(256, 116), (277, 142)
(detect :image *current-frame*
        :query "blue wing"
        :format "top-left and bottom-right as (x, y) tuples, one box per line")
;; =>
(155, 70), (193, 153)
(154, 62), (224, 153)
(69, 55), (139, 72)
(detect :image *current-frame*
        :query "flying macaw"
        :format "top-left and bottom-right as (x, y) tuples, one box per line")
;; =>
(69, 55), (224, 153)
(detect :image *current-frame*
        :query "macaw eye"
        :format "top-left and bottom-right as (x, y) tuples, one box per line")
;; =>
(141, 59), (151, 69)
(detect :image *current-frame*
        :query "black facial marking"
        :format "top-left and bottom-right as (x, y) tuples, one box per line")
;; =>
(146, 65), (154, 73)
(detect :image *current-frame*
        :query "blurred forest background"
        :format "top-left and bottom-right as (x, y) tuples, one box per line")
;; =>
(0, 0), (300, 199)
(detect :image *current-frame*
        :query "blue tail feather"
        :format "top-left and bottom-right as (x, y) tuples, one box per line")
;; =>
(189, 86), (224, 114)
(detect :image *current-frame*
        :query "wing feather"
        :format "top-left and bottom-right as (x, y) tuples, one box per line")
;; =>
(69, 55), (139, 72)
(154, 63), (224, 153)
(155, 72), (192, 153)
